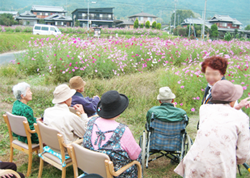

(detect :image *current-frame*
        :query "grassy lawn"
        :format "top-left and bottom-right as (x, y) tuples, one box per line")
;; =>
(0, 67), (250, 178)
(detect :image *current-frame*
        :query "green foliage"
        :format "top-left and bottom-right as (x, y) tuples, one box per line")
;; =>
(244, 25), (250, 30)
(140, 23), (144, 28)
(156, 23), (161, 30)
(152, 21), (157, 29)
(224, 32), (232, 41)
(134, 18), (139, 29)
(145, 21), (150, 29)
(75, 20), (80, 27)
(171, 10), (195, 26)
(0, 14), (18, 26)
(39, 19), (45, 24)
(178, 28), (187, 36)
(210, 24), (219, 38)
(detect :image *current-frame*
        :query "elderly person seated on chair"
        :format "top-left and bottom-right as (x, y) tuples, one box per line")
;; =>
(83, 90), (141, 177)
(12, 82), (39, 144)
(174, 80), (250, 178)
(146, 86), (187, 124)
(43, 84), (89, 145)
(69, 76), (99, 117)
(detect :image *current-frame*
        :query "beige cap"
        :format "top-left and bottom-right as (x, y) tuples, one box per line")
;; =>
(52, 84), (76, 104)
(157, 87), (176, 100)
(69, 76), (86, 90)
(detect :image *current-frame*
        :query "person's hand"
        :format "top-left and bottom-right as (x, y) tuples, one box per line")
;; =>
(2, 173), (13, 178)
(93, 95), (100, 99)
(73, 104), (85, 114)
(235, 97), (250, 110)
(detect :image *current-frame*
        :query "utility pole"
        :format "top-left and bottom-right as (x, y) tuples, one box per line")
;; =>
(174, 0), (177, 29)
(188, 16), (192, 38)
(202, 0), (207, 41)
(178, 14), (179, 26)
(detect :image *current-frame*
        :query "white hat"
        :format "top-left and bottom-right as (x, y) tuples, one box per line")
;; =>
(157, 87), (176, 100)
(52, 84), (76, 104)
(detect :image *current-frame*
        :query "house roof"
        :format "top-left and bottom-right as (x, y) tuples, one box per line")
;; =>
(31, 5), (66, 12)
(19, 11), (36, 17)
(209, 15), (242, 25)
(72, 7), (114, 14)
(181, 17), (212, 28)
(44, 14), (72, 21)
(0, 11), (18, 15)
(116, 20), (134, 26)
(128, 12), (157, 18)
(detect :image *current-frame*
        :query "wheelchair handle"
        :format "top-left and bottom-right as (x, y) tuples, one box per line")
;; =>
(243, 163), (250, 173)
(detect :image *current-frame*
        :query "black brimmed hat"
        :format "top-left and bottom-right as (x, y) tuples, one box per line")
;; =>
(97, 90), (129, 119)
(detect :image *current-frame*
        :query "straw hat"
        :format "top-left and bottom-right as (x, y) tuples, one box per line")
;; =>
(52, 84), (76, 104)
(69, 76), (86, 90)
(157, 87), (176, 100)
(210, 80), (243, 103)
(97, 90), (129, 119)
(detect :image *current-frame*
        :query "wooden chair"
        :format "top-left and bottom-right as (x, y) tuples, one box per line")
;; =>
(3, 112), (40, 177)
(69, 107), (81, 117)
(0, 169), (21, 178)
(68, 142), (142, 178)
(34, 121), (73, 178)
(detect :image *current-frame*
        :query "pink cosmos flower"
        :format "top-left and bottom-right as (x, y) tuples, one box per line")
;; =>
(191, 108), (195, 112)
(180, 103), (183, 106)
(196, 97), (200, 100)
(181, 86), (184, 88)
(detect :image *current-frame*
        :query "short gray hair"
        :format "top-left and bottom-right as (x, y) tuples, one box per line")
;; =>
(12, 82), (30, 100)
(160, 99), (172, 103)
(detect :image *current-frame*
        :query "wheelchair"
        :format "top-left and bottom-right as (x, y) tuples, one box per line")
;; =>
(139, 113), (193, 170)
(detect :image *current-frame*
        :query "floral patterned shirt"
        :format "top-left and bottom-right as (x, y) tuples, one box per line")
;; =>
(12, 100), (38, 144)
(175, 104), (250, 178)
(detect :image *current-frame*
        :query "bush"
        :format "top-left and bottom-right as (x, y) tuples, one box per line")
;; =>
(224, 32), (232, 41)
(156, 23), (161, 30)
(145, 21), (150, 29)
(178, 28), (187, 36)
(210, 24), (219, 39)
(140, 24), (144, 28)
(15, 26), (22, 32)
(152, 21), (156, 29)
(134, 18), (139, 29)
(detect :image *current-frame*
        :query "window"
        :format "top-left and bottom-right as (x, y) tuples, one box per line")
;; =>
(50, 27), (56, 32)
(61, 22), (64, 25)
(82, 13), (86, 17)
(99, 14), (103, 18)
(232, 24), (237, 27)
(41, 26), (49, 31)
(34, 26), (41, 30)
(139, 17), (143, 21)
(37, 12), (40, 15)
(55, 21), (58, 25)
(220, 22), (227, 27)
(108, 14), (112, 19)
(148, 17), (152, 22)
(45, 13), (48, 16)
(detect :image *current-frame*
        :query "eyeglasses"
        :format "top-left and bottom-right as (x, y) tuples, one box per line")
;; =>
(204, 72), (221, 77)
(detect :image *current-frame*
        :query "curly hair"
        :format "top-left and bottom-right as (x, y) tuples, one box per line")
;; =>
(201, 56), (228, 75)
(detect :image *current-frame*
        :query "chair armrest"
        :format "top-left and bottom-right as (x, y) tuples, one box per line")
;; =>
(106, 160), (142, 177)
(72, 138), (83, 145)
(0, 169), (21, 178)
(24, 121), (37, 134)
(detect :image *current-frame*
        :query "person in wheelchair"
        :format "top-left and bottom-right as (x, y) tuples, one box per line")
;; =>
(174, 80), (250, 178)
(146, 86), (187, 123)
(83, 90), (141, 178)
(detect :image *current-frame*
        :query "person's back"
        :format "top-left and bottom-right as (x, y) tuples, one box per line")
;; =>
(83, 90), (141, 178)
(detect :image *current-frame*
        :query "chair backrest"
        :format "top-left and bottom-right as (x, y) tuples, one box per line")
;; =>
(0, 169), (21, 178)
(5, 112), (28, 137)
(71, 143), (110, 178)
(69, 107), (80, 117)
(36, 121), (61, 151)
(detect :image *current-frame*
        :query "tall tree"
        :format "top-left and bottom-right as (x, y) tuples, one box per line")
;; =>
(171, 10), (195, 27)
(134, 18), (139, 29)
(0, 13), (18, 26)
(245, 25), (250, 30)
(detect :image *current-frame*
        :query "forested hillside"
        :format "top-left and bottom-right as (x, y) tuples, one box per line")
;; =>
(0, 0), (249, 25)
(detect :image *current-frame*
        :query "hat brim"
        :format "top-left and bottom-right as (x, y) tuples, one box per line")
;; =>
(157, 93), (176, 100)
(210, 84), (243, 103)
(97, 94), (129, 119)
(52, 89), (76, 104)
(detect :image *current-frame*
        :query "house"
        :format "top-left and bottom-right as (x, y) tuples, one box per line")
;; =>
(15, 11), (39, 26)
(128, 12), (157, 26)
(31, 5), (67, 19)
(72, 7), (114, 28)
(208, 15), (242, 29)
(44, 14), (72, 26)
(0, 11), (19, 19)
(114, 20), (134, 29)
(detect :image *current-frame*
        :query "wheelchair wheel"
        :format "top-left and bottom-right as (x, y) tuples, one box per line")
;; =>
(139, 131), (147, 173)
(180, 133), (192, 160)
